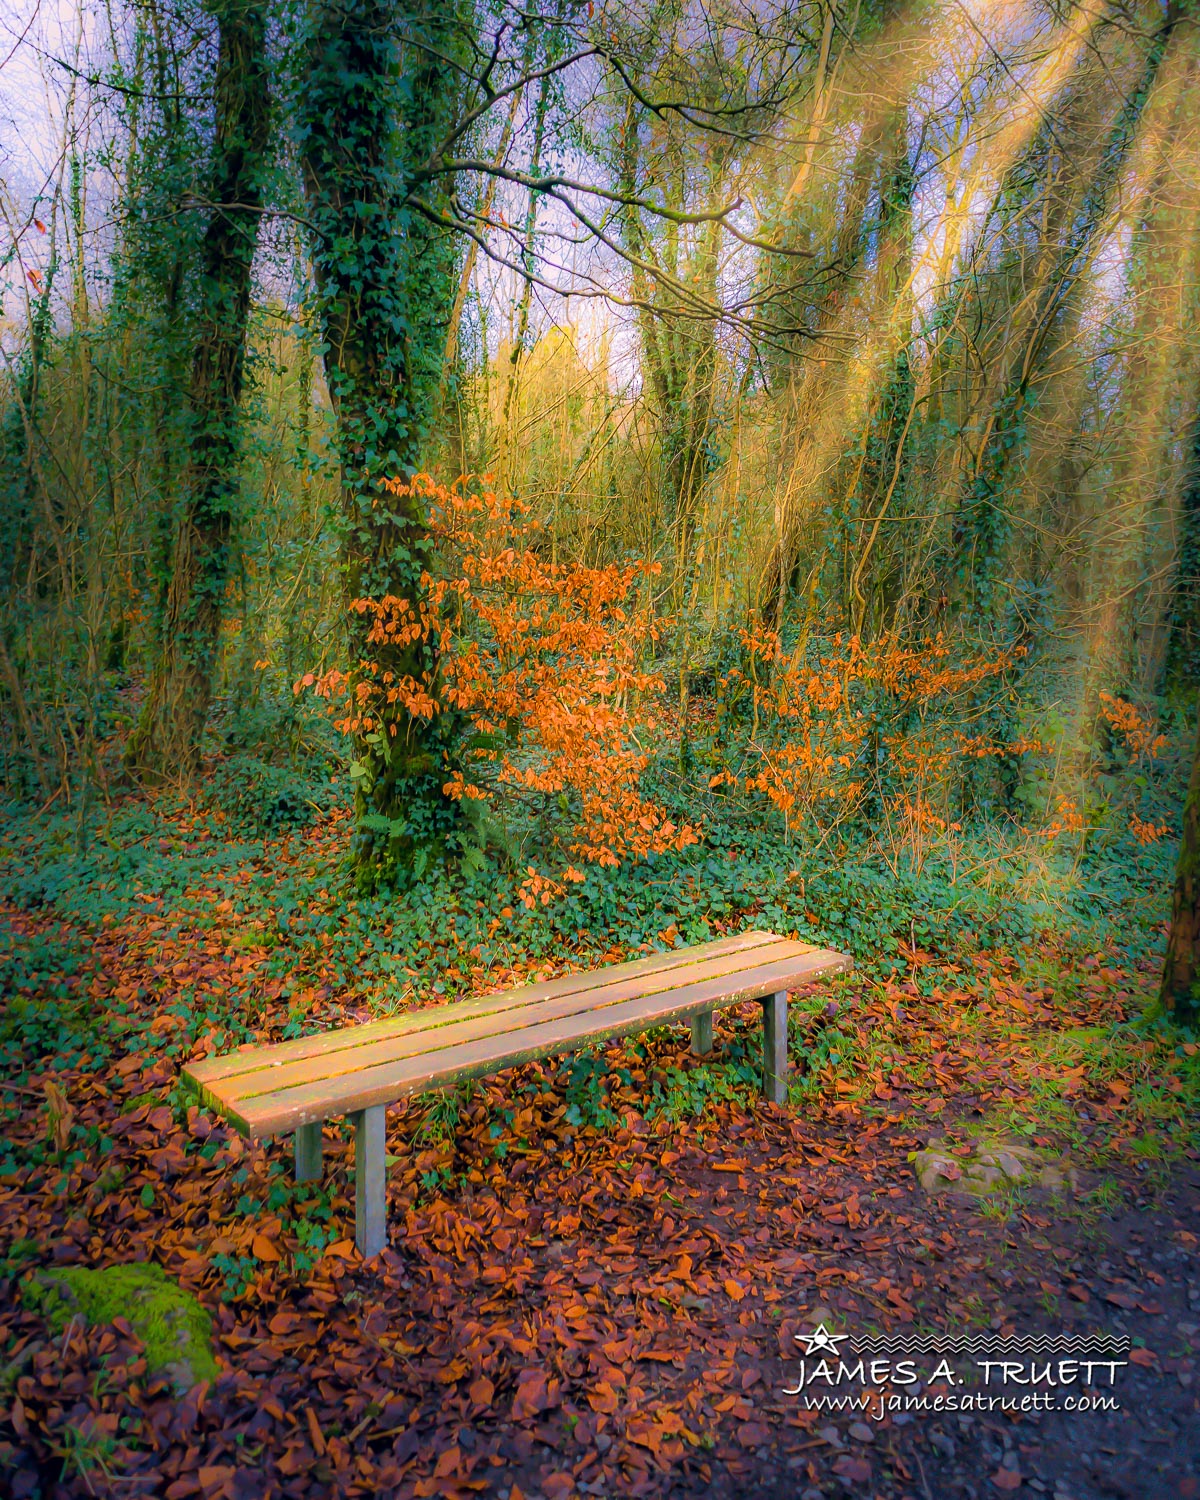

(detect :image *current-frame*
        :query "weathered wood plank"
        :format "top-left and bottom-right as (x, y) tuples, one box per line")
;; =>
(230, 946), (850, 1137)
(188, 928), (791, 1087)
(210, 938), (819, 1106)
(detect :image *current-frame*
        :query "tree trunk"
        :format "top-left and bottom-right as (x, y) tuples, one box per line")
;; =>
(501, 60), (554, 440)
(1164, 404), (1200, 694)
(616, 99), (721, 601)
(849, 102), (916, 640)
(126, 0), (270, 779)
(1161, 708), (1200, 1026)
(948, 4), (1179, 622)
(299, 0), (468, 888)
(756, 107), (893, 628)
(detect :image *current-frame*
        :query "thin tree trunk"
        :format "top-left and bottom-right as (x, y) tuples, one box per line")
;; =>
(1164, 403), (1200, 693)
(1161, 708), (1200, 1025)
(849, 101), (915, 639)
(126, 0), (270, 779)
(440, 82), (525, 393)
(948, 3), (1180, 621)
(502, 64), (554, 437)
(757, 108), (894, 627)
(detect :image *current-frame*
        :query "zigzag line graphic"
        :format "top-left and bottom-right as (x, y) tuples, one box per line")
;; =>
(848, 1337), (1130, 1348)
(847, 1335), (1130, 1356)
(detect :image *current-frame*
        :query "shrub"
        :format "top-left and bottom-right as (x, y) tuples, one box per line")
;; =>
(301, 476), (699, 879)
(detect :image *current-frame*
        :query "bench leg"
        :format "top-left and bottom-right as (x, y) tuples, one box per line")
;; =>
(294, 1123), (323, 1183)
(690, 1010), (714, 1057)
(761, 990), (788, 1105)
(352, 1106), (387, 1258)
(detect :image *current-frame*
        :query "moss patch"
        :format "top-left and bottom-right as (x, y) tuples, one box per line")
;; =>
(911, 1138), (1077, 1198)
(21, 1261), (218, 1389)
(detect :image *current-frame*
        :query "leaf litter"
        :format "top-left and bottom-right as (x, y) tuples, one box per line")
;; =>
(1, 802), (1199, 1499)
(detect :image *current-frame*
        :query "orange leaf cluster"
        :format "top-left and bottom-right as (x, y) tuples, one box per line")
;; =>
(1097, 691), (1168, 763)
(718, 629), (1028, 848)
(1041, 795), (1086, 840)
(301, 475), (698, 872)
(1128, 810), (1170, 845)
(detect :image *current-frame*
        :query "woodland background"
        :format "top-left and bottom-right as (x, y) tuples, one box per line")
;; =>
(1, 0), (1198, 991)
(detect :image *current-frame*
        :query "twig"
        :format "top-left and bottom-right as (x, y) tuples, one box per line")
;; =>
(60, 1311), (85, 1359)
(36, 782), (66, 816)
(914, 1450), (935, 1500)
(0, 1080), (46, 1100)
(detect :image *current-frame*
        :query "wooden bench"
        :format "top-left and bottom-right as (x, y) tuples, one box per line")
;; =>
(183, 929), (850, 1256)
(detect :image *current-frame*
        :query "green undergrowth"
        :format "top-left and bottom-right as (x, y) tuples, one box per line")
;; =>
(0, 741), (1186, 1164)
(0, 918), (108, 1074)
(0, 744), (1176, 999)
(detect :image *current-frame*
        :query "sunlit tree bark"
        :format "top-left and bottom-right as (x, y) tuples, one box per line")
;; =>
(616, 99), (724, 593)
(948, 2), (1182, 622)
(848, 103), (916, 640)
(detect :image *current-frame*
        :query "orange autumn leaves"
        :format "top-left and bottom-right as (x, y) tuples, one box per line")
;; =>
(715, 627), (1032, 849)
(298, 476), (1173, 883)
(713, 633), (1172, 857)
(1045, 694), (1171, 846)
(300, 475), (697, 880)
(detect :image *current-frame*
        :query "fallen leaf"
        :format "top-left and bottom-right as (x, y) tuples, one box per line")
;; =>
(44, 1080), (75, 1153)
(323, 1239), (357, 1261)
(587, 1382), (620, 1413)
(511, 1370), (548, 1419)
(433, 1444), (461, 1478)
(198, 1467), (235, 1495)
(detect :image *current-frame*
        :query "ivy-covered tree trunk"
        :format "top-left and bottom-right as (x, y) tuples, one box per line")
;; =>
(299, 0), (468, 888)
(126, 0), (270, 779)
(615, 98), (722, 599)
(1162, 709), (1200, 1025)
(756, 106), (894, 630)
(849, 103), (915, 641)
(1164, 404), (1200, 694)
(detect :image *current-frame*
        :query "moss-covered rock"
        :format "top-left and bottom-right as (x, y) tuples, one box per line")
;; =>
(21, 1261), (218, 1389)
(911, 1138), (1077, 1197)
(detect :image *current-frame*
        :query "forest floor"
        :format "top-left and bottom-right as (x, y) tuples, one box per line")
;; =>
(1, 786), (1198, 1500)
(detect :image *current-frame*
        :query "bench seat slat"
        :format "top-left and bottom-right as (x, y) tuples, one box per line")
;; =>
(199, 937), (816, 1106)
(188, 928), (788, 1087)
(196, 945), (849, 1137)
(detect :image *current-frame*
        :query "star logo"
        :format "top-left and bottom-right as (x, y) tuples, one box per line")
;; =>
(795, 1323), (847, 1356)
